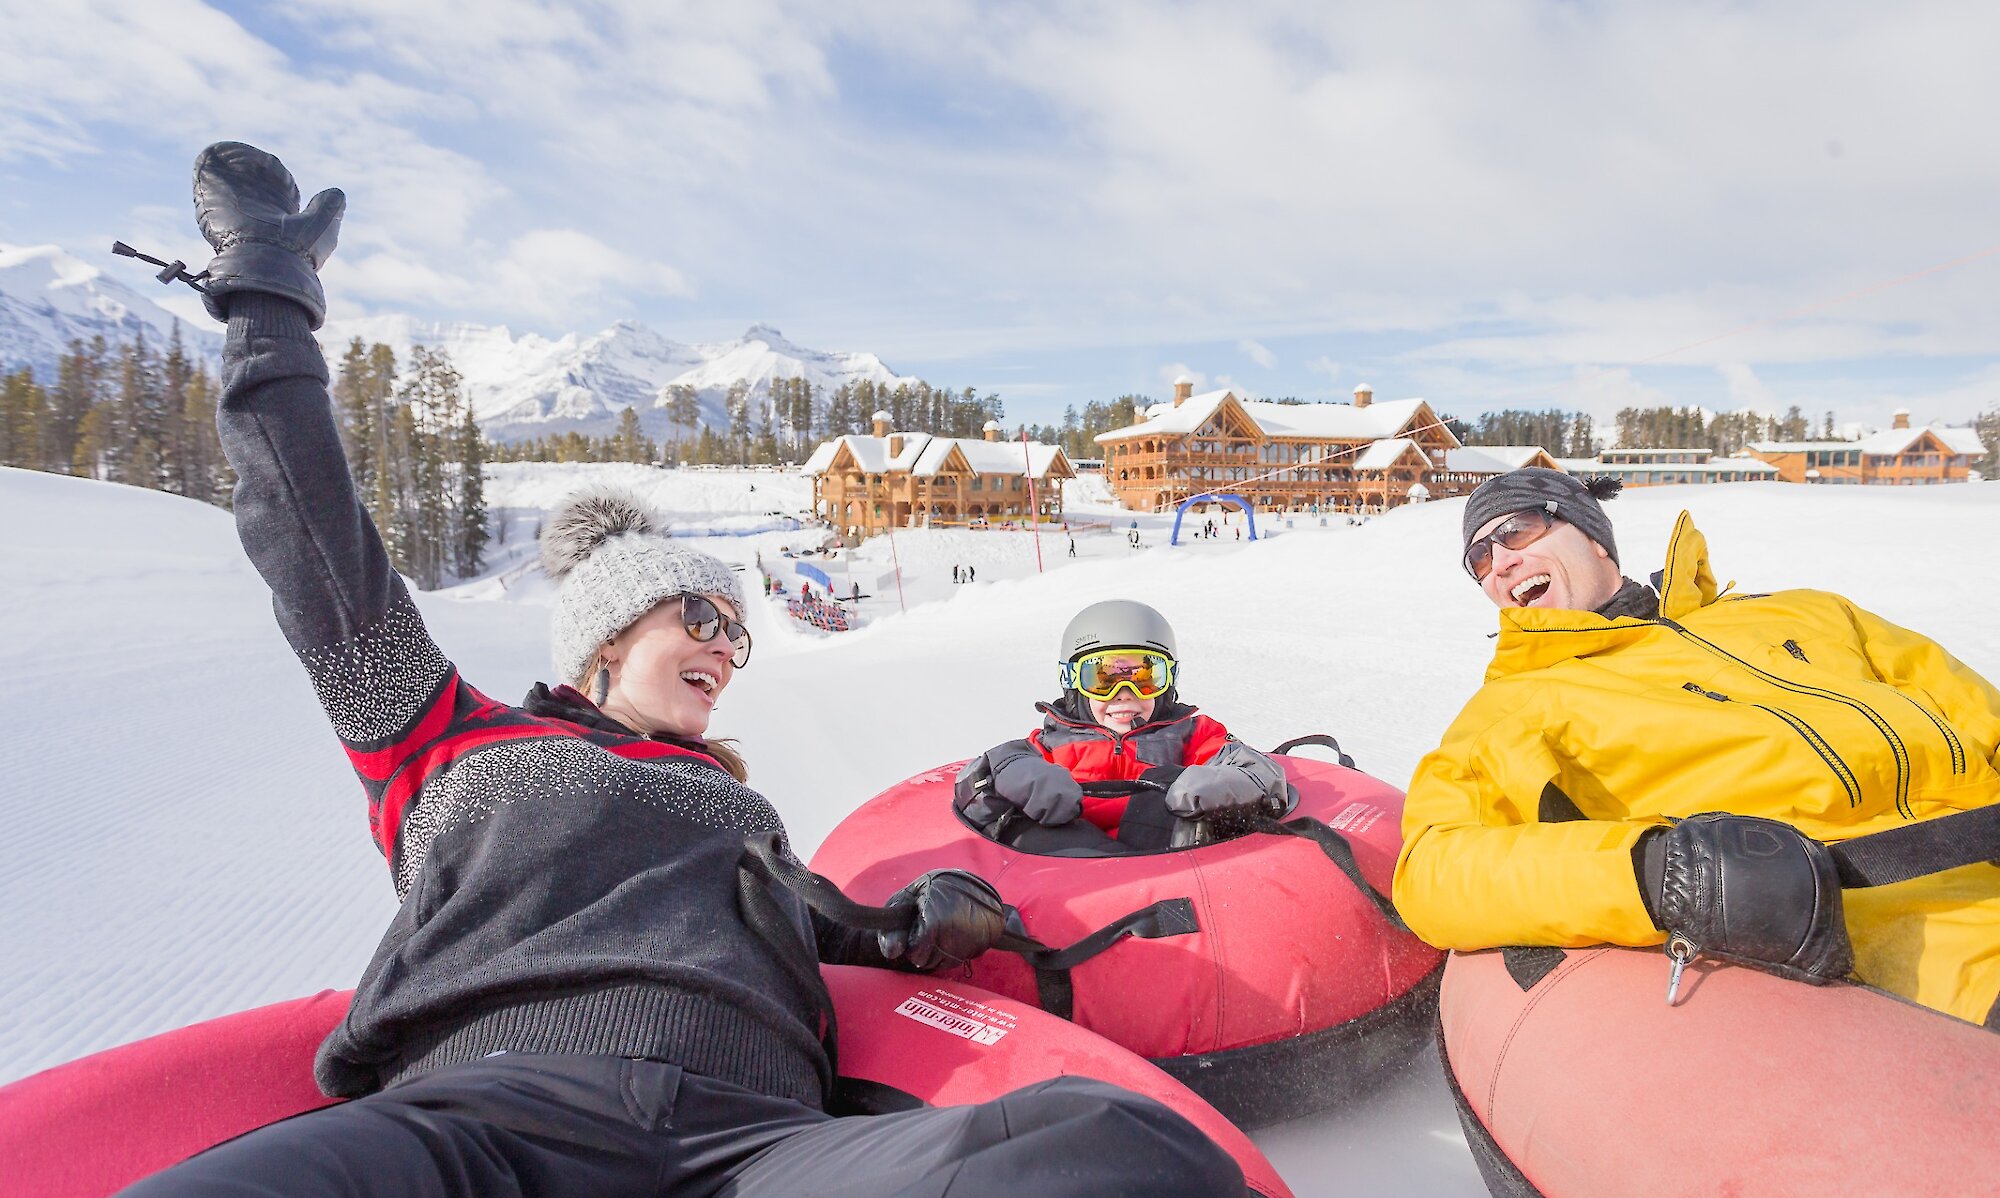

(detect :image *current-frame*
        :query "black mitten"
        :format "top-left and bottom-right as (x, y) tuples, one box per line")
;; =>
(192, 142), (345, 328)
(877, 870), (1008, 971)
(1638, 814), (1853, 985)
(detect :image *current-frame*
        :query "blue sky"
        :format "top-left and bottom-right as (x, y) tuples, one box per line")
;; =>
(4, 1), (1998, 429)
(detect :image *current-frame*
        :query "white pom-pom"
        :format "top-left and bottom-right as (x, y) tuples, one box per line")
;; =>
(539, 486), (665, 580)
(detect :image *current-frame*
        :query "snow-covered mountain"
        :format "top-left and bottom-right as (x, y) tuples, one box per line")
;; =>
(0, 244), (220, 382)
(0, 241), (917, 444)
(318, 315), (919, 443)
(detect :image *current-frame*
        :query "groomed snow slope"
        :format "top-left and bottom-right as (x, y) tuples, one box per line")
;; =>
(5, 465), (1998, 1195)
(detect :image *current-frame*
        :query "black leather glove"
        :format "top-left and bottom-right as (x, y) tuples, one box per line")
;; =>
(1164, 761), (1286, 818)
(955, 746), (1084, 830)
(193, 142), (345, 329)
(1638, 813), (1853, 985)
(877, 870), (1009, 971)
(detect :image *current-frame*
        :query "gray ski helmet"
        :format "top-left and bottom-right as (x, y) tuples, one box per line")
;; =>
(1060, 600), (1177, 663)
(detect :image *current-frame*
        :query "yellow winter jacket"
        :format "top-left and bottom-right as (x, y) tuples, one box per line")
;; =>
(1395, 511), (2000, 1024)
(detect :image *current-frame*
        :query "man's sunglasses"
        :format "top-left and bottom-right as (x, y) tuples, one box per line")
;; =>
(1463, 506), (1561, 581)
(678, 594), (752, 668)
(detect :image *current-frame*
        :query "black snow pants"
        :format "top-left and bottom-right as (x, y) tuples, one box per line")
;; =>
(118, 1053), (1244, 1198)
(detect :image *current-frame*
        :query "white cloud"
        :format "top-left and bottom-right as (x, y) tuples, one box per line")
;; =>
(1158, 363), (1206, 391)
(1237, 338), (1276, 369)
(1717, 363), (1775, 413)
(1306, 355), (1341, 380)
(8, 1), (2000, 420)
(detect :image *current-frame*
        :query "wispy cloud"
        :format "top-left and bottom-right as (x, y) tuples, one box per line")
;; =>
(5, 1), (1999, 423)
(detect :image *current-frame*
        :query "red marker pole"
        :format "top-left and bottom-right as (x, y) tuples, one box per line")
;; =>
(1021, 428), (1045, 574)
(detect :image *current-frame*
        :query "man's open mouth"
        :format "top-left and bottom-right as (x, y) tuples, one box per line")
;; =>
(1510, 574), (1552, 606)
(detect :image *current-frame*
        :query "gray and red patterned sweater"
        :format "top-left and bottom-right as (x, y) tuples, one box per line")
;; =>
(218, 295), (869, 1105)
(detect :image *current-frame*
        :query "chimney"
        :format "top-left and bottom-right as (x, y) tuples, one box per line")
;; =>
(888, 434), (904, 457)
(872, 409), (891, 438)
(1173, 374), (1194, 407)
(1892, 408), (1910, 430)
(1353, 383), (1373, 409)
(983, 419), (1002, 442)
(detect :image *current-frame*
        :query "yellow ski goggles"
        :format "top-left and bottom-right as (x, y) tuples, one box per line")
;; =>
(1061, 649), (1176, 701)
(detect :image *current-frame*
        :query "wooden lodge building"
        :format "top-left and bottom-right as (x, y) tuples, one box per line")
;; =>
(1746, 411), (1984, 486)
(1094, 379), (1501, 513)
(804, 413), (1075, 539)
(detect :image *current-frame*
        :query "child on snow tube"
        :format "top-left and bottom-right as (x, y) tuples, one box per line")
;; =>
(953, 600), (1292, 853)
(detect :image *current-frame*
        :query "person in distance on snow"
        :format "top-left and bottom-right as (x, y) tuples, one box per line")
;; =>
(1394, 467), (2000, 1027)
(124, 143), (1242, 1198)
(954, 599), (1293, 853)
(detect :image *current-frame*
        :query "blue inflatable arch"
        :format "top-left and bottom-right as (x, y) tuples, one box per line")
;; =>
(1169, 493), (1258, 546)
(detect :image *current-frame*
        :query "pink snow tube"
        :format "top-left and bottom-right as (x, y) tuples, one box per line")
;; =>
(1440, 946), (2000, 1196)
(811, 752), (1444, 1128)
(0, 969), (1291, 1198)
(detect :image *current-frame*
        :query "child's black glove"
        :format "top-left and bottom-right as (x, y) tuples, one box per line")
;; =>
(955, 744), (1084, 829)
(1164, 763), (1285, 818)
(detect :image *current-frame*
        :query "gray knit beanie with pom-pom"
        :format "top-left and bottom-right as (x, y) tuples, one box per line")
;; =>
(1462, 467), (1624, 564)
(541, 486), (748, 688)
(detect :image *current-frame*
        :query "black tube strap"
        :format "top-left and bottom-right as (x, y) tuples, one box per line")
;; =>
(1250, 815), (1408, 932)
(1827, 801), (2000, 889)
(1272, 734), (1356, 770)
(739, 831), (1201, 1021)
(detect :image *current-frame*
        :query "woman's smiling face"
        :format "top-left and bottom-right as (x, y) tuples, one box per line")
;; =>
(598, 595), (741, 738)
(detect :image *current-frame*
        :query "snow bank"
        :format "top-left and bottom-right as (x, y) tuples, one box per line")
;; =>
(7, 464), (1999, 1195)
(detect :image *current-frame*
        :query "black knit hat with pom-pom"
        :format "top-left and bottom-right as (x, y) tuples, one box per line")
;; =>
(1462, 467), (1624, 564)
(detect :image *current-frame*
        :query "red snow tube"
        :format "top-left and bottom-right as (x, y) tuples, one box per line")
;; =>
(810, 752), (1444, 1128)
(0, 968), (1291, 1198)
(1440, 946), (2000, 1197)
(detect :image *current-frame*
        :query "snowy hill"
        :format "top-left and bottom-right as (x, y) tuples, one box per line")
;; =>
(318, 313), (918, 443)
(7, 464), (2000, 1195)
(0, 244), (220, 381)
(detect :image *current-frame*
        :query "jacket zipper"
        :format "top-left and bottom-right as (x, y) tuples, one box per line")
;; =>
(1780, 638), (1964, 775)
(1682, 683), (1864, 807)
(1663, 619), (1911, 819)
(1894, 693), (1966, 774)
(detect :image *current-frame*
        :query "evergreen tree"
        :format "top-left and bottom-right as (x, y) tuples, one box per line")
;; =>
(158, 325), (195, 496)
(1974, 406), (2000, 477)
(0, 367), (43, 468)
(47, 339), (101, 475)
(456, 409), (489, 576)
(664, 384), (700, 462)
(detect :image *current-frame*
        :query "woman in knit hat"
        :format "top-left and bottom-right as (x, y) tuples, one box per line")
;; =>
(125, 141), (1241, 1198)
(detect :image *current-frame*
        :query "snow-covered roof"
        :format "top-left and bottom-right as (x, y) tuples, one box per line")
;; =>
(1557, 456), (1779, 476)
(1750, 427), (1986, 457)
(1464, 446), (1557, 469)
(1094, 389), (1447, 446)
(1352, 437), (1421, 471)
(1856, 427), (1987, 456)
(1442, 447), (1520, 474)
(806, 433), (1070, 479)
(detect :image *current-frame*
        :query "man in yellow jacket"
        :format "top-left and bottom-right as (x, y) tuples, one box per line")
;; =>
(1394, 467), (2000, 1026)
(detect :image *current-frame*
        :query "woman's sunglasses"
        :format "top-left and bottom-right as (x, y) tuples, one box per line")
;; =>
(678, 594), (752, 668)
(1463, 507), (1561, 581)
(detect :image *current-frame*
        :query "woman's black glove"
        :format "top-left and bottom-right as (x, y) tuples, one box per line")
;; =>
(877, 869), (1009, 971)
(1638, 813), (1853, 985)
(193, 142), (346, 329)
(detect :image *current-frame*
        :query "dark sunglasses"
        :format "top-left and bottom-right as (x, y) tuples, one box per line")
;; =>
(1463, 506), (1561, 581)
(678, 594), (752, 668)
